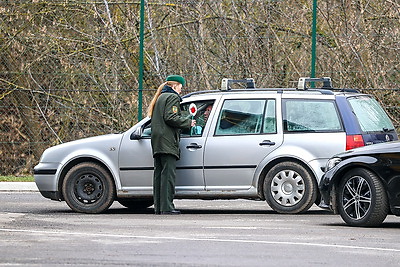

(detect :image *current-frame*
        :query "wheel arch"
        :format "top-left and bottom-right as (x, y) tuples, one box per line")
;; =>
(256, 157), (319, 200)
(329, 164), (388, 211)
(58, 157), (117, 201)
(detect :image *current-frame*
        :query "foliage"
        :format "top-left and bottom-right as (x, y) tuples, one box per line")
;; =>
(0, 0), (399, 175)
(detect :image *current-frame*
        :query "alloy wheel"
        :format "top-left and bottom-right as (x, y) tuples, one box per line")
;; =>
(341, 176), (372, 220)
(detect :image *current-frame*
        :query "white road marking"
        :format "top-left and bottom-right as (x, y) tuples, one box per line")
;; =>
(0, 228), (399, 253)
(202, 226), (292, 230)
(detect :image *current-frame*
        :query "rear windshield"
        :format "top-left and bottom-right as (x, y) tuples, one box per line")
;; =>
(348, 96), (395, 132)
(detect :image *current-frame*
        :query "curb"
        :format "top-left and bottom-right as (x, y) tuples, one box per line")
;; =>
(0, 182), (38, 192)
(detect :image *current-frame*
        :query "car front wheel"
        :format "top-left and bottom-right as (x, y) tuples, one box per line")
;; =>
(264, 161), (317, 214)
(62, 162), (115, 214)
(338, 168), (388, 227)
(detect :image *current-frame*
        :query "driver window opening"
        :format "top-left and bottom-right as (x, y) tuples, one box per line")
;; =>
(181, 100), (215, 137)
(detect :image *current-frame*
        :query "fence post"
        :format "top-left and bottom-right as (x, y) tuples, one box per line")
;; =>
(310, 0), (317, 88)
(138, 0), (145, 121)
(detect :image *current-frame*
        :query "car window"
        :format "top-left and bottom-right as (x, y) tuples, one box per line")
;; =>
(348, 96), (395, 132)
(181, 100), (215, 137)
(263, 100), (276, 134)
(283, 99), (342, 132)
(215, 99), (269, 135)
(141, 101), (215, 138)
(140, 101), (214, 138)
(141, 120), (152, 138)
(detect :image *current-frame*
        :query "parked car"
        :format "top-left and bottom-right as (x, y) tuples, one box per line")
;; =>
(34, 77), (398, 214)
(319, 141), (400, 227)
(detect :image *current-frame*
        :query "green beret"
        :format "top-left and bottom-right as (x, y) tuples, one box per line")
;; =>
(166, 75), (186, 86)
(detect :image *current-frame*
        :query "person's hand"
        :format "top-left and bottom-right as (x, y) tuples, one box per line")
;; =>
(191, 120), (196, 127)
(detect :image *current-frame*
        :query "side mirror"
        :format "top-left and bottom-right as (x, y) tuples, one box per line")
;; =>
(130, 127), (143, 140)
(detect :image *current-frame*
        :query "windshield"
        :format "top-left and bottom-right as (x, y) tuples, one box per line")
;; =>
(348, 96), (395, 132)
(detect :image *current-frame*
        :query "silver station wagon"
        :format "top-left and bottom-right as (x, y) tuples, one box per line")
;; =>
(34, 77), (398, 214)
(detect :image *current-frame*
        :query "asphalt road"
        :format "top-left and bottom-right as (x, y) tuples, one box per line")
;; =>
(1, 192), (400, 266)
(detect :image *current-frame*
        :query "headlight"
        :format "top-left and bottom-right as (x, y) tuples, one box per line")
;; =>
(325, 157), (341, 172)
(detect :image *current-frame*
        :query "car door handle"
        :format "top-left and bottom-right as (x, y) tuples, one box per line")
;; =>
(259, 140), (276, 146)
(186, 143), (202, 149)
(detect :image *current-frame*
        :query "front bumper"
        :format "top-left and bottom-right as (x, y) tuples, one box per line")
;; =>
(39, 190), (62, 201)
(33, 162), (61, 201)
(318, 168), (336, 212)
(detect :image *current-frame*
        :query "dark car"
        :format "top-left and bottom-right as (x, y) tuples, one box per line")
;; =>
(319, 141), (400, 227)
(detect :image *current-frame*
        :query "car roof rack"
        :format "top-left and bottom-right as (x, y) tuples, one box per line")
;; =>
(182, 76), (361, 98)
(221, 78), (255, 90)
(297, 77), (332, 90)
(340, 88), (360, 93)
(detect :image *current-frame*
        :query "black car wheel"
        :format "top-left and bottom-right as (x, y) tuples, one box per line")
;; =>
(264, 161), (317, 214)
(338, 168), (388, 227)
(62, 162), (115, 214)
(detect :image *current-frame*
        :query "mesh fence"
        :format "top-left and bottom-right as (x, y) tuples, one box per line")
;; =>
(1, 0), (399, 176)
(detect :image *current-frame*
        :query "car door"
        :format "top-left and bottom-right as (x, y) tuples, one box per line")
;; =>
(118, 100), (215, 194)
(279, 95), (347, 180)
(175, 100), (215, 192)
(203, 96), (284, 190)
(118, 119), (155, 193)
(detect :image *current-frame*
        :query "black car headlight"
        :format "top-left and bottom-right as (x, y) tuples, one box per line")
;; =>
(325, 157), (341, 172)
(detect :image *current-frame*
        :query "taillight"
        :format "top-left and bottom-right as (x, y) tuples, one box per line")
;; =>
(346, 135), (365, 150)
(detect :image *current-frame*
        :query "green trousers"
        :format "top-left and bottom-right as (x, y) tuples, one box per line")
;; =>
(153, 154), (177, 213)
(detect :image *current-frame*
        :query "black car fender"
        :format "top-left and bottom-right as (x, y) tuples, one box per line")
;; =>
(330, 155), (378, 182)
(325, 155), (380, 212)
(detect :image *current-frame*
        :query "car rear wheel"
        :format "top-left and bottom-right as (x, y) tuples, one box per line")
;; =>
(338, 168), (388, 227)
(62, 162), (115, 214)
(118, 199), (153, 210)
(264, 161), (317, 214)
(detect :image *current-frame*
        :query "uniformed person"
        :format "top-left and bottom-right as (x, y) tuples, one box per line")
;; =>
(147, 75), (195, 215)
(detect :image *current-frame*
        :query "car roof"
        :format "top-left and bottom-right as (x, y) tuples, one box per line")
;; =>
(183, 88), (367, 99)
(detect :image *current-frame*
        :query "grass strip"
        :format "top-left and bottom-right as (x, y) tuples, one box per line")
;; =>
(0, 176), (35, 182)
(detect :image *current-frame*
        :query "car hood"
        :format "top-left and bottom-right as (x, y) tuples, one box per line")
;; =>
(336, 140), (400, 159)
(39, 133), (124, 163)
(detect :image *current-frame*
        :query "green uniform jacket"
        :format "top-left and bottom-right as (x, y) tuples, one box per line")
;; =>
(151, 87), (191, 159)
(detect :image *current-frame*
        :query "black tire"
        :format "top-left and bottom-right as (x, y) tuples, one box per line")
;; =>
(62, 162), (115, 214)
(338, 168), (388, 227)
(264, 161), (317, 214)
(118, 199), (153, 210)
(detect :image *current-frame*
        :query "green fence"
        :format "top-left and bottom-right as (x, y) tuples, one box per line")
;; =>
(1, 0), (399, 175)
